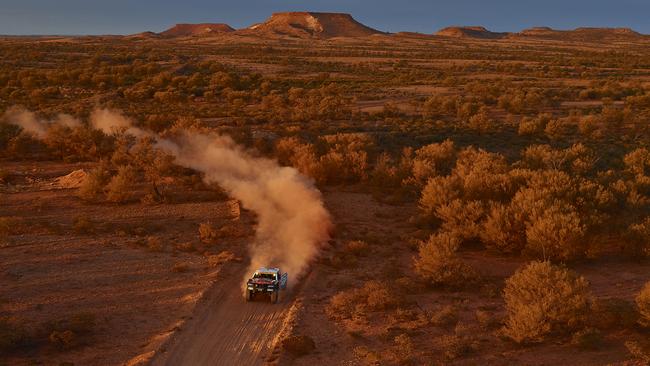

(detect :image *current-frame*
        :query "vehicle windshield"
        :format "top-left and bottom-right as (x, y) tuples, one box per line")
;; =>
(253, 272), (276, 280)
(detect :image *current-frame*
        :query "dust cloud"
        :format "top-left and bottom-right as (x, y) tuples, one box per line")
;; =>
(2, 107), (332, 284)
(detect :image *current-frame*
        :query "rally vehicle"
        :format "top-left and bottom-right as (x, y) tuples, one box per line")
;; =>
(245, 267), (288, 303)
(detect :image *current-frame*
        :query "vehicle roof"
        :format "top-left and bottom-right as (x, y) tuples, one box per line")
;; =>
(255, 267), (280, 274)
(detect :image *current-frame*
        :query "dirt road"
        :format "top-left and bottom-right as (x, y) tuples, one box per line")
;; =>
(150, 267), (292, 366)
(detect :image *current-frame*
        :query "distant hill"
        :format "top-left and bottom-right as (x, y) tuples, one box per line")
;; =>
(516, 27), (645, 41)
(124, 31), (162, 40)
(436, 26), (508, 39)
(241, 12), (385, 38)
(160, 23), (235, 37)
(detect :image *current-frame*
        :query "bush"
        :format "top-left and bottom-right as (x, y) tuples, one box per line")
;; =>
(518, 114), (549, 136)
(430, 304), (459, 328)
(105, 165), (137, 203)
(625, 218), (650, 258)
(199, 222), (219, 244)
(78, 167), (108, 201)
(327, 280), (399, 319)
(391, 334), (414, 364)
(571, 328), (603, 350)
(637, 282), (650, 327)
(282, 335), (315, 356)
(625, 340), (650, 364)
(205, 251), (236, 267)
(437, 325), (477, 360)
(435, 200), (485, 241)
(344, 240), (369, 256)
(49, 330), (77, 350)
(481, 203), (527, 253)
(502, 261), (591, 344)
(454, 147), (512, 202)
(352, 346), (381, 365)
(419, 175), (461, 214)
(409, 139), (456, 186)
(467, 107), (496, 134)
(73, 215), (94, 234)
(413, 232), (477, 287)
(46, 313), (95, 350)
(275, 137), (320, 180)
(475, 309), (500, 330)
(147, 236), (164, 251)
(524, 203), (587, 261)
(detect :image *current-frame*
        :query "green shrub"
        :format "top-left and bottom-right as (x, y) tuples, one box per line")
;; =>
(502, 261), (591, 344)
(78, 165), (110, 202)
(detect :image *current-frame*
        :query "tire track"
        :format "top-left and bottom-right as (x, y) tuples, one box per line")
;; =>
(150, 267), (292, 366)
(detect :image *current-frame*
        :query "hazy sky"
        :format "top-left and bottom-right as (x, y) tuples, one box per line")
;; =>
(1, 0), (649, 35)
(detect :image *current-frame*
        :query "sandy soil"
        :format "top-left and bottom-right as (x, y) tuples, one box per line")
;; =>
(150, 265), (292, 366)
(0, 161), (251, 366)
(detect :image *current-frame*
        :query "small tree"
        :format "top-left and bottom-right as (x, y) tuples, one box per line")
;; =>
(503, 261), (591, 344)
(105, 165), (137, 203)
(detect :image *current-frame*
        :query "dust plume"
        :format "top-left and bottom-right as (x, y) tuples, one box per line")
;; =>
(3, 107), (332, 284)
(2, 107), (80, 138)
(167, 132), (332, 283)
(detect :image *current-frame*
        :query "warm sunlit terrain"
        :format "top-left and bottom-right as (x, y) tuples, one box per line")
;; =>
(1, 11), (650, 366)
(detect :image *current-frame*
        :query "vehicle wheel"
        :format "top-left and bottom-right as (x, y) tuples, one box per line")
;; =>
(270, 292), (278, 304)
(245, 289), (253, 302)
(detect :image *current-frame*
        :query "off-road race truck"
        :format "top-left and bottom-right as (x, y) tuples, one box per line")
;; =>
(245, 267), (288, 303)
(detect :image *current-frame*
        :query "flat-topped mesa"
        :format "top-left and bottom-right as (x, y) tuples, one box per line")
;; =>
(160, 23), (235, 37)
(436, 26), (508, 39)
(244, 12), (385, 38)
(517, 26), (644, 41)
